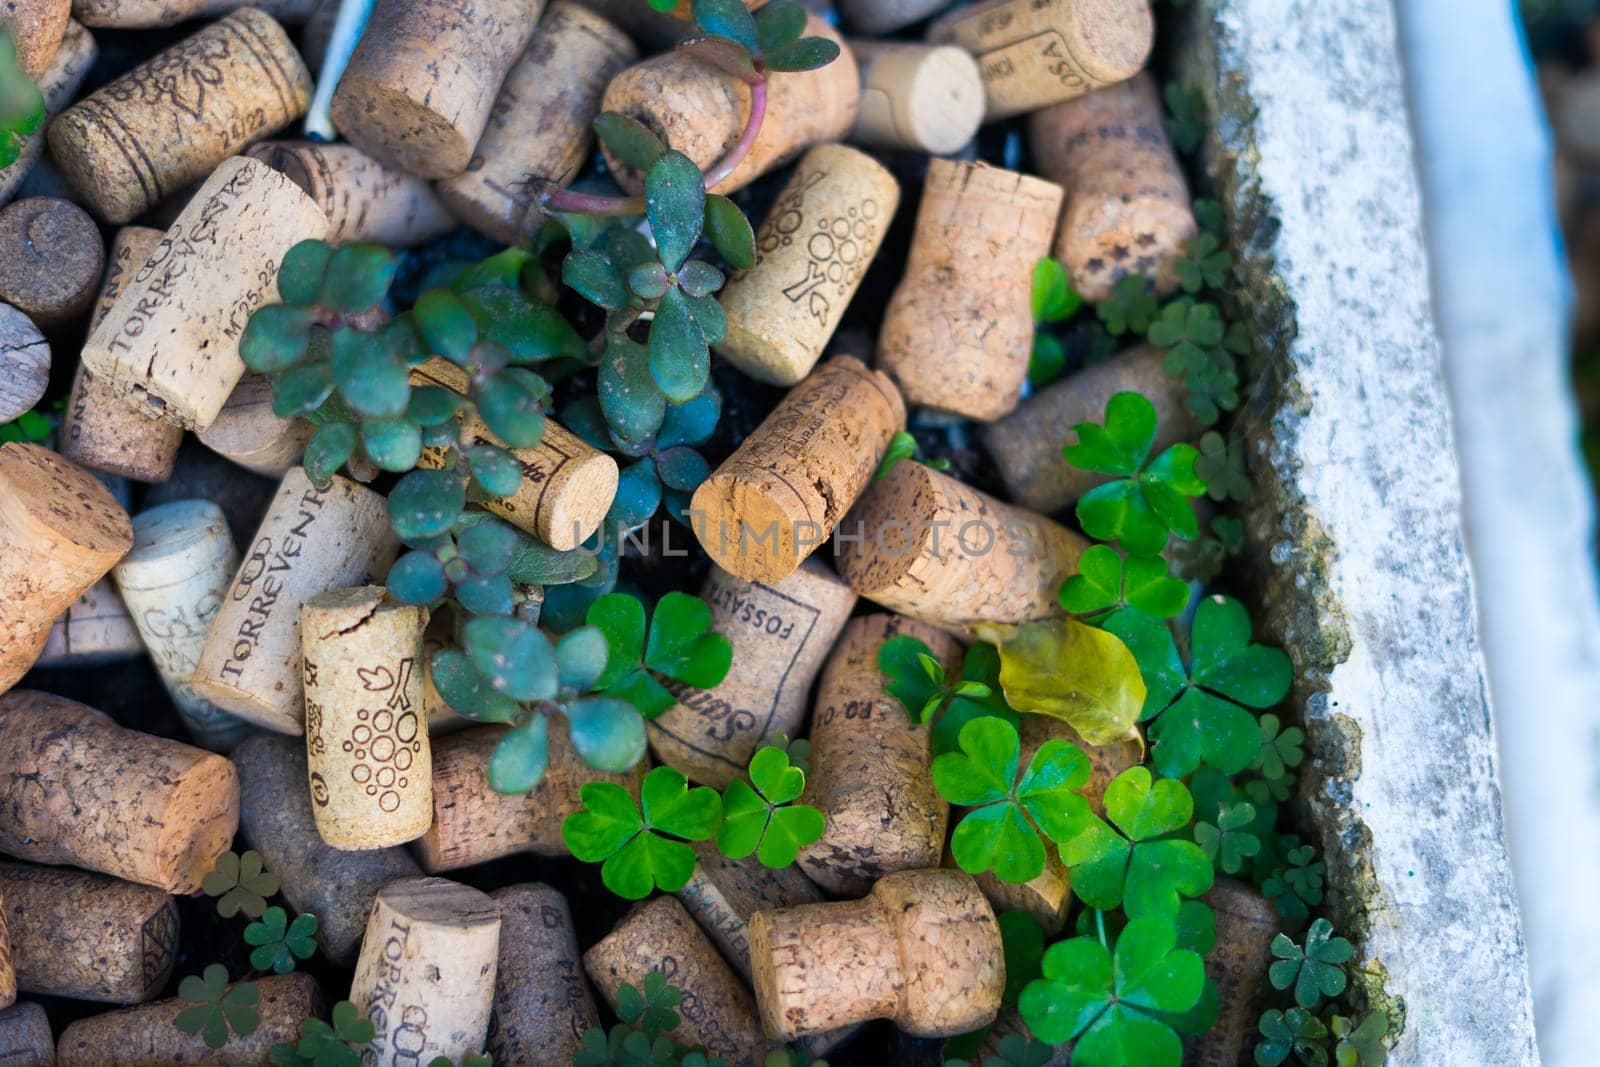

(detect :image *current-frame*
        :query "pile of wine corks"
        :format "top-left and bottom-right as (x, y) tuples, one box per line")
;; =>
(0, 0), (1263, 1062)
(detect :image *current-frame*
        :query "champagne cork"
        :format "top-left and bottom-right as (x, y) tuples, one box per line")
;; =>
(411, 358), (617, 551)
(70, 0), (319, 30)
(329, 0), (543, 179)
(0, 1002), (52, 1066)
(0, 690), (239, 893)
(192, 467), (399, 734)
(245, 141), (454, 245)
(983, 345), (1199, 514)
(748, 868), (1004, 1040)
(585, 897), (771, 1067)
(36, 578), (144, 668)
(48, 9), (312, 223)
(301, 586), (432, 849)
(0, 304), (46, 423)
(0, 198), (103, 326)
(0, 444), (132, 691)
(0, 0), (68, 78)
(876, 159), (1062, 421)
(690, 356), (904, 584)
(1028, 74), (1198, 301)
(196, 373), (313, 479)
(79, 156), (331, 431)
(415, 723), (643, 873)
(598, 14), (859, 196)
(837, 460), (1086, 637)
(59, 226), (183, 484)
(796, 615), (957, 896)
(649, 559), (856, 788)
(56, 972), (321, 1067)
(0, 17), (95, 208)
(235, 733), (422, 965)
(349, 877), (501, 1067)
(1185, 879), (1279, 1066)
(927, 0), (1153, 121)
(113, 500), (255, 751)
(850, 42), (984, 154)
(485, 884), (598, 1065)
(716, 146), (899, 386)
(436, 1), (636, 245)
(0, 861), (178, 1004)
(837, 0), (950, 35)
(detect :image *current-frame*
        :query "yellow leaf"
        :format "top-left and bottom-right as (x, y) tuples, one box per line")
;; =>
(973, 618), (1146, 747)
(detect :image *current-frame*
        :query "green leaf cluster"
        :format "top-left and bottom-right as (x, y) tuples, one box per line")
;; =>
(876, 635), (1015, 755)
(244, 907), (318, 974)
(1064, 392), (1206, 555)
(175, 965), (260, 1050)
(270, 1002), (374, 1067)
(718, 747), (825, 868)
(0, 28), (44, 169)
(202, 850), (280, 919)
(1056, 767), (1213, 917)
(572, 970), (739, 1066)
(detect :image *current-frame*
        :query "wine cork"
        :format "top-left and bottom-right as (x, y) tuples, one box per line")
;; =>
(598, 14), (859, 196)
(0, 908), (11, 1011)
(415, 723), (643, 873)
(716, 146), (899, 386)
(0, 444), (132, 691)
(983, 345), (1199, 514)
(690, 356), (904, 584)
(56, 972), (320, 1067)
(329, 0), (543, 180)
(79, 157), (331, 432)
(0, 304), (46, 423)
(837, 460), (1085, 637)
(37, 578), (144, 668)
(70, 0), (319, 30)
(748, 868), (1004, 1040)
(436, 1), (636, 245)
(927, 0), (1154, 121)
(877, 159), (1062, 421)
(1028, 74), (1198, 301)
(235, 733), (422, 964)
(797, 614), (957, 896)
(850, 42), (984, 154)
(196, 373), (313, 479)
(245, 141), (455, 245)
(0, 17), (95, 209)
(0, 0), (68, 78)
(0, 1002), (52, 1066)
(1022, 713), (1141, 810)
(585, 897), (771, 1067)
(191, 467), (399, 733)
(301, 586), (432, 849)
(420, 613), (470, 735)
(837, 0), (950, 35)
(48, 9), (312, 223)
(59, 226), (183, 484)
(113, 500), (255, 751)
(411, 358), (618, 551)
(649, 560), (856, 788)
(0, 198), (103, 326)
(0, 690), (239, 893)
(968, 852), (1072, 934)
(1185, 879), (1279, 1066)
(0, 862), (177, 1004)
(485, 884), (598, 1065)
(349, 877), (501, 1067)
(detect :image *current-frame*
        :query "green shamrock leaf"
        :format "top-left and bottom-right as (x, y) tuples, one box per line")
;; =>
(269, 1001), (374, 1067)
(717, 747), (825, 867)
(1059, 544), (1190, 620)
(1055, 766), (1212, 918)
(618, 971), (682, 1039)
(1103, 595), (1291, 777)
(1163, 82), (1206, 155)
(1193, 800), (1261, 875)
(1173, 233), (1231, 293)
(243, 906), (319, 974)
(562, 766), (721, 898)
(999, 909), (1046, 1006)
(1269, 918), (1353, 1009)
(1033, 258), (1082, 323)
(1017, 914), (1204, 1064)
(175, 965), (260, 1050)
(589, 592), (732, 718)
(934, 718), (1092, 884)
(931, 644), (1019, 757)
(877, 634), (950, 721)
(1332, 1013), (1389, 1067)
(1262, 839), (1326, 926)
(1254, 713), (1305, 780)
(1255, 1007), (1329, 1067)
(1065, 392), (1206, 554)
(202, 850), (279, 919)
(1196, 430), (1251, 501)
(1096, 275), (1158, 336)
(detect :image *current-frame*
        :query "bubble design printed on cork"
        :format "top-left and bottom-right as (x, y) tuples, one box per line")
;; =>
(756, 167), (885, 327)
(306, 657), (422, 814)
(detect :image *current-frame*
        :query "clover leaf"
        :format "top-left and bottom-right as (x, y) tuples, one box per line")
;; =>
(1270, 918), (1353, 1009)
(175, 966), (260, 1050)
(1193, 800), (1261, 875)
(1033, 258), (1082, 323)
(999, 910), (1046, 1006)
(1103, 595), (1291, 777)
(619, 971), (682, 1039)
(1173, 233), (1231, 294)
(1255, 1007), (1330, 1067)
(1254, 713), (1306, 780)
(202, 850), (279, 919)
(589, 592), (732, 718)
(1064, 392), (1206, 554)
(0, 28), (45, 169)
(244, 906), (318, 974)
(876, 635), (1003, 750)
(717, 747), (825, 867)
(562, 766), (721, 898)
(1262, 838), (1326, 926)
(1196, 430), (1250, 501)
(1163, 82), (1206, 155)
(1332, 1013), (1389, 1067)
(269, 1001), (375, 1067)
(1060, 544), (1190, 620)
(1017, 914), (1204, 1064)
(1055, 767), (1212, 918)
(934, 718), (1092, 884)
(1096, 275), (1158, 336)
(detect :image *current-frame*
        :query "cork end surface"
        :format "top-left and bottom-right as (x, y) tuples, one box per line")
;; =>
(378, 876), (501, 929)
(833, 461), (940, 596)
(906, 47), (986, 155)
(0, 443), (132, 561)
(0, 198), (103, 326)
(1072, 0), (1157, 84)
(331, 75), (475, 180)
(155, 751), (240, 894)
(541, 449), (619, 551)
(126, 499), (227, 561)
(0, 304), (49, 424)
